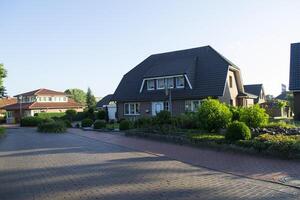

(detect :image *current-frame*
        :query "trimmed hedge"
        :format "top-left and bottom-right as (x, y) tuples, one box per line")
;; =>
(97, 110), (106, 120)
(225, 121), (251, 141)
(81, 118), (94, 127)
(36, 112), (66, 119)
(65, 110), (77, 121)
(21, 117), (44, 127)
(93, 120), (106, 129)
(37, 121), (67, 133)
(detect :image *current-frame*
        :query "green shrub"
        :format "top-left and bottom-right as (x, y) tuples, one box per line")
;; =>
(74, 112), (86, 121)
(239, 105), (269, 128)
(153, 111), (172, 125)
(36, 112), (65, 119)
(37, 121), (67, 133)
(0, 127), (5, 136)
(97, 110), (106, 120)
(197, 99), (232, 132)
(176, 113), (200, 129)
(81, 118), (94, 127)
(62, 119), (72, 128)
(225, 121), (251, 141)
(20, 117), (43, 127)
(65, 110), (77, 121)
(75, 123), (80, 128)
(188, 133), (225, 144)
(229, 106), (242, 121)
(93, 120), (106, 129)
(134, 117), (153, 129)
(119, 120), (132, 131)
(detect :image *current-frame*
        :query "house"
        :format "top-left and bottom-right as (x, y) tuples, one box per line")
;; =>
(96, 94), (116, 120)
(244, 84), (266, 104)
(4, 88), (84, 123)
(289, 42), (300, 120)
(0, 97), (17, 117)
(113, 45), (256, 119)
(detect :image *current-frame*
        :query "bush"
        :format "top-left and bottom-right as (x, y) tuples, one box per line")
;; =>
(229, 106), (242, 121)
(65, 110), (77, 121)
(36, 112), (65, 119)
(188, 133), (225, 144)
(153, 111), (172, 125)
(62, 119), (72, 128)
(97, 110), (106, 120)
(81, 118), (94, 127)
(37, 121), (67, 133)
(134, 117), (153, 129)
(119, 120), (132, 131)
(176, 113), (200, 129)
(225, 121), (251, 141)
(20, 117), (43, 127)
(73, 112), (86, 121)
(198, 99), (232, 132)
(93, 120), (106, 129)
(239, 105), (269, 128)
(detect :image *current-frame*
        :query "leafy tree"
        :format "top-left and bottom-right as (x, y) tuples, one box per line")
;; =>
(86, 87), (96, 109)
(64, 88), (86, 105)
(197, 99), (232, 132)
(0, 64), (7, 98)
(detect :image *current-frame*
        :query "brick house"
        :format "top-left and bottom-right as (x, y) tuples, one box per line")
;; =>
(4, 88), (84, 123)
(289, 42), (300, 120)
(113, 46), (256, 120)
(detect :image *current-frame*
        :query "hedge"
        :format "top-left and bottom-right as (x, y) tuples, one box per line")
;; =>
(0, 127), (5, 137)
(93, 120), (106, 129)
(36, 112), (66, 119)
(225, 121), (251, 141)
(81, 118), (94, 127)
(37, 121), (67, 133)
(20, 117), (44, 127)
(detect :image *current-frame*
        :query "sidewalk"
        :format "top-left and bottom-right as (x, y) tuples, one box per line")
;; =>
(70, 128), (300, 189)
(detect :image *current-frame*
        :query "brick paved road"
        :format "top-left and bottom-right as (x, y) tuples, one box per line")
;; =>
(0, 128), (299, 200)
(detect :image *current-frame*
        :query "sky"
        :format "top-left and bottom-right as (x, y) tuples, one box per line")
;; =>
(0, 0), (300, 97)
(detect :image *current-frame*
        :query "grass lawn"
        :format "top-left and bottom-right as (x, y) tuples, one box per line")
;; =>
(0, 127), (6, 137)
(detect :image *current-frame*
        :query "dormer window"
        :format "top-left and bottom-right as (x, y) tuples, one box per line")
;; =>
(166, 78), (174, 88)
(147, 80), (155, 90)
(176, 76), (185, 88)
(157, 79), (165, 90)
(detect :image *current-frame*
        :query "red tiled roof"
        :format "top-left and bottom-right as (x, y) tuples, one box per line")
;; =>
(14, 88), (66, 97)
(0, 98), (17, 109)
(4, 101), (83, 111)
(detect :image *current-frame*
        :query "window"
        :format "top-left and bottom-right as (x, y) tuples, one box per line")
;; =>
(63, 97), (67, 101)
(185, 100), (201, 112)
(164, 101), (169, 111)
(176, 76), (185, 88)
(124, 103), (140, 115)
(147, 80), (155, 90)
(43, 97), (46, 101)
(48, 97), (52, 101)
(229, 76), (233, 88)
(157, 78), (165, 89)
(166, 78), (174, 88)
(230, 99), (233, 105)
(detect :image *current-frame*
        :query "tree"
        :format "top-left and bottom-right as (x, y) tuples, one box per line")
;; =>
(64, 88), (86, 105)
(0, 64), (7, 98)
(86, 87), (96, 109)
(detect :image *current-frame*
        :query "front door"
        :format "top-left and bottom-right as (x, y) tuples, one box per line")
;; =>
(152, 102), (164, 116)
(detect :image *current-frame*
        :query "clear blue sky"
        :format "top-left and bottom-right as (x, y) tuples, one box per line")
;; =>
(0, 0), (299, 97)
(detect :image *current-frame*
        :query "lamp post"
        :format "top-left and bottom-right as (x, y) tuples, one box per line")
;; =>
(19, 95), (22, 121)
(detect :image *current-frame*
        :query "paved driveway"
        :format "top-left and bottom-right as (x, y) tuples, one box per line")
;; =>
(0, 128), (299, 200)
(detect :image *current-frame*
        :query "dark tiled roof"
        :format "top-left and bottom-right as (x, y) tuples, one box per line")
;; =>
(244, 84), (263, 97)
(14, 88), (66, 97)
(289, 43), (300, 91)
(275, 92), (288, 101)
(96, 94), (113, 108)
(113, 46), (237, 101)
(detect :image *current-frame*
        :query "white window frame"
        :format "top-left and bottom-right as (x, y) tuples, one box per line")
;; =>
(166, 78), (174, 89)
(147, 80), (155, 90)
(156, 78), (165, 90)
(185, 100), (201, 112)
(124, 103), (140, 115)
(176, 76), (185, 88)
